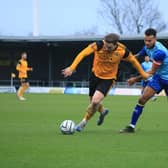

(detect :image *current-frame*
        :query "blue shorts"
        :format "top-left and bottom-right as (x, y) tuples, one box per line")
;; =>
(141, 76), (152, 88)
(141, 80), (149, 88)
(147, 74), (168, 96)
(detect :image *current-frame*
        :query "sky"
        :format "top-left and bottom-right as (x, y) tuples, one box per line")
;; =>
(0, 0), (167, 36)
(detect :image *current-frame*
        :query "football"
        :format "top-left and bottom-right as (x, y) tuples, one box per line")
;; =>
(60, 120), (76, 135)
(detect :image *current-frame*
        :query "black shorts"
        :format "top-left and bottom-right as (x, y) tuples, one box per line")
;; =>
(20, 78), (29, 84)
(89, 73), (115, 97)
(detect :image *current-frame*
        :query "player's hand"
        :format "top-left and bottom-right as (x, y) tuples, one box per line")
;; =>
(142, 72), (151, 80)
(28, 67), (33, 71)
(61, 67), (73, 77)
(127, 77), (137, 86)
(11, 73), (16, 78)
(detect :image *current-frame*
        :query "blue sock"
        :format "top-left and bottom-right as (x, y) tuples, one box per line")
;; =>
(130, 104), (144, 126)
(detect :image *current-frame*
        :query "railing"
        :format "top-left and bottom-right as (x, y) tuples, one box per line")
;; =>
(0, 79), (142, 88)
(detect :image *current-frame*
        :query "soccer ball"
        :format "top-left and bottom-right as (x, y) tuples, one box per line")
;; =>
(60, 120), (76, 135)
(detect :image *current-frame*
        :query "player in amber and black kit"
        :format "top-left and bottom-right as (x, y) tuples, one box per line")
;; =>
(16, 52), (33, 101)
(62, 33), (149, 132)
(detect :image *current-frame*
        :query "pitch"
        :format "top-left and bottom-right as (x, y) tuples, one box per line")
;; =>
(0, 94), (167, 168)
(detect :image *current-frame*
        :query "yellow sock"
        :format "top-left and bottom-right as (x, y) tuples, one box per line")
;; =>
(84, 104), (97, 121)
(98, 104), (105, 113)
(20, 86), (25, 97)
(22, 84), (29, 97)
(17, 86), (24, 97)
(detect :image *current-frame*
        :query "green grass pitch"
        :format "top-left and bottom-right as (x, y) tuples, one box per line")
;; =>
(0, 93), (168, 168)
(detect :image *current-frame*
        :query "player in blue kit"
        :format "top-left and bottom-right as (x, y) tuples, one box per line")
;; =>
(120, 28), (168, 133)
(141, 55), (157, 101)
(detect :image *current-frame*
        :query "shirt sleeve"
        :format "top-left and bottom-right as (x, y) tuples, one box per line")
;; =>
(69, 44), (95, 71)
(153, 50), (166, 62)
(16, 61), (21, 71)
(137, 47), (147, 57)
(125, 53), (148, 79)
(123, 48), (130, 58)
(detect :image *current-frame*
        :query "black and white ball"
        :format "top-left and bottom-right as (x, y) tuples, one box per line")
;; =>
(60, 120), (76, 134)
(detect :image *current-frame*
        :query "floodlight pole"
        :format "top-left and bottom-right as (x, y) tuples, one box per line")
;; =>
(10, 74), (13, 93)
(33, 0), (39, 36)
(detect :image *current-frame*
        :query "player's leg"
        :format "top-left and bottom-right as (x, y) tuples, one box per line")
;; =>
(97, 102), (109, 123)
(132, 86), (156, 123)
(165, 88), (168, 96)
(151, 95), (157, 101)
(141, 80), (146, 95)
(21, 78), (30, 98)
(17, 79), (25, 100)
(120, 86), (156, 133)
(120, 86), (157, 133)
(120, 75), (162, 133)
(17, 85), (22, 97)
(75, 74), (114, 131)
(96, 79), (115, 125)
(163, 84), (168, 101)
(17, 78), (29, 100)
(142, 80), (157, 101)
(22, 82), (29, 95)
(82, 73), (100, 123)
(75, 73), (97, 131)
(75, 90), (105, 131)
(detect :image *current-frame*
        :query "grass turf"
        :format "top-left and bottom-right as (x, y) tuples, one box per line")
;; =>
(0, 93), (168, 168)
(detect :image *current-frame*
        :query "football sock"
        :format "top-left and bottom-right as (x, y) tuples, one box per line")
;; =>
(98, 104), (104, 113)
(23, 84), (28, 91)
(84, 104), (97, 121)
(79, 119), (87, 128)
(17, 86), (24, 97)
(130, 103), (144, 127)
(21, 84), (29, 97)
(21, 85), (27, 97)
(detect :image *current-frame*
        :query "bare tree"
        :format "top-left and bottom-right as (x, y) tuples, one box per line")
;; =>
(99, 0), (166, 34)
(99, 0), (124, 34)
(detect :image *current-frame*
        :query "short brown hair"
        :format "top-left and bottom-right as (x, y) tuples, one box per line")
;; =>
(21, 51), (27, 56)
(104, 33), (120, 45)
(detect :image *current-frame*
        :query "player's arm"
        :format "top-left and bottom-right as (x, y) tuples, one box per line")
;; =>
(147, 50), (166, 74)
(126, 47), (148, 85)
(135, 47), (147, 58)
(127, 75), (142, 86)
(123, 49), (149, 79)
(16, 61), (22, 71)
(127, 50), (166, 85)
(62, 43), (96, 77)
(27, 67), (33, 71)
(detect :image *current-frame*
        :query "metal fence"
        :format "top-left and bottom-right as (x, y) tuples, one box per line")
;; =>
(0, 79), (142, 88)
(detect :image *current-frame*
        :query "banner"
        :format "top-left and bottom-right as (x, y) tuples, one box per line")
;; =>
(0, 86), (165, 96)
(0, 86), (16, 93)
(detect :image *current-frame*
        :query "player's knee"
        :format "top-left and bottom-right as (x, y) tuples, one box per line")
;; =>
(91, 98), (100, 106)
(138, 99), (145, 105)
(138, 95), (149, 105)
